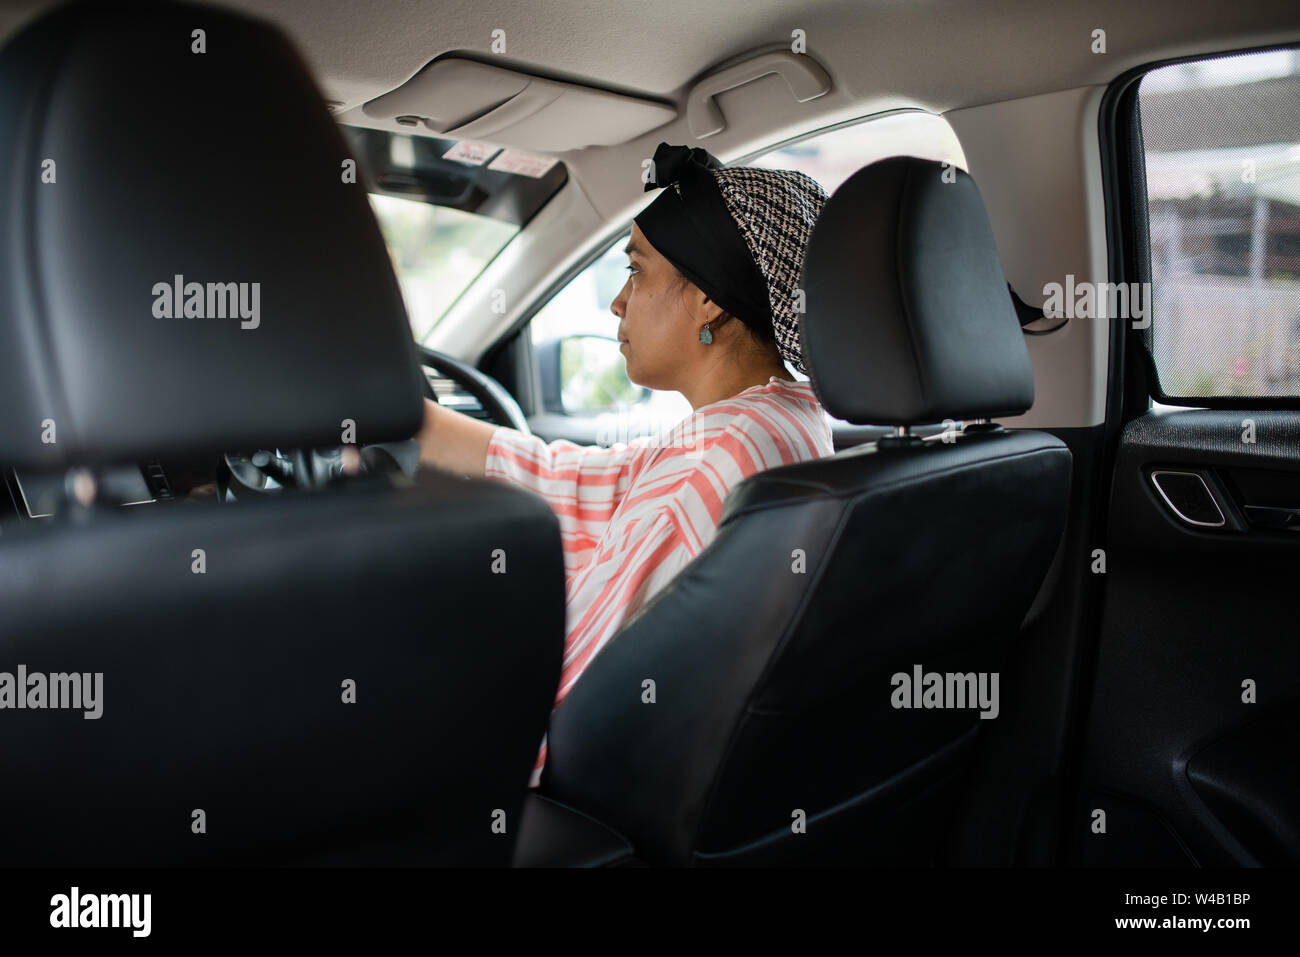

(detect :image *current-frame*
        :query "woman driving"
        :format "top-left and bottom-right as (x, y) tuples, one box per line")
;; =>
(416, 141), (835, 785)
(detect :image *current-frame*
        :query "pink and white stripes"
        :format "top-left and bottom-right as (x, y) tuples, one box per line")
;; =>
(484, 377), (835, 786)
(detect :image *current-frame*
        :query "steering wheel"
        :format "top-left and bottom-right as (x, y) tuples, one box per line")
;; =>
(417, 346), (531, 435)
(219, 346), (529, 499)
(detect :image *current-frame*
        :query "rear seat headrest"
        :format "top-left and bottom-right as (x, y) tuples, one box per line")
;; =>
(0, 0), (423, 469)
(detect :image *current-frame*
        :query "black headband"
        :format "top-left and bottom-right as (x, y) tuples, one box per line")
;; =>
(633, 142), (773, 335)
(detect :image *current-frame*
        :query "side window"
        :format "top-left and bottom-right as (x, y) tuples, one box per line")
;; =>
(1138, 49), (1300, 400)
(529, 111), (966, 429)
(749, 110), (967, 196)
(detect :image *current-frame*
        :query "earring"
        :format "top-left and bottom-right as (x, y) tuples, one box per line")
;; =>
(699, 322), (713, 345)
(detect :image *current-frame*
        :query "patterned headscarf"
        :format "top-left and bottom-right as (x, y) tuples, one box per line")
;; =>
(634, 141), (828, 374)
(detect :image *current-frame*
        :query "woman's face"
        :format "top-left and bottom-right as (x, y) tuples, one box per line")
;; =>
(609, 223), (705, 391)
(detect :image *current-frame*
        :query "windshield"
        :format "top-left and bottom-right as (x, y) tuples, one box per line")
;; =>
(369, 193), (518, 342)
(342, 125), (568, 344)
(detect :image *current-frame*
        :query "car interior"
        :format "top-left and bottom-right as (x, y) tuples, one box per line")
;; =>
(0, 0), (1298, 878)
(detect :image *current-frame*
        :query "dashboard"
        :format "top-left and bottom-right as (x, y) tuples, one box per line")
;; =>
(0, 353), (526, 528)
(0, 442), (425, 526)
(10, 462), (160, 517)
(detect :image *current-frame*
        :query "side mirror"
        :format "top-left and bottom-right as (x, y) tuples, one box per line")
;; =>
(538, 334), (650, 416)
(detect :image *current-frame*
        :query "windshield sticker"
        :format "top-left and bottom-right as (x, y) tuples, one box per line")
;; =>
(442, 141), (498, 166)
(487, 149), (559, 178)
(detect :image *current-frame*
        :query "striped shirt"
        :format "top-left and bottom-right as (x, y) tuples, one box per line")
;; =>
(484, 376), (835, 786)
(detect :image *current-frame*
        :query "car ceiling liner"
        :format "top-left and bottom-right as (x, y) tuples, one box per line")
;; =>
(358, 49), (833, 153)
(361, 55), (677, 152)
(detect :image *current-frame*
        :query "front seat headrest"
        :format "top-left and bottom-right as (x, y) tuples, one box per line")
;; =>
(0, 0), (423, 469)
(799, 156), (1035, 426)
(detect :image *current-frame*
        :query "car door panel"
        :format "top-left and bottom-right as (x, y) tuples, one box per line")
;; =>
(1075, 408), (1300, 866)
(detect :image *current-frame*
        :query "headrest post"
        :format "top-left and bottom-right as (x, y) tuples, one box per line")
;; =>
(963, 418), (1007, 436)
(877, 424), (924, 450)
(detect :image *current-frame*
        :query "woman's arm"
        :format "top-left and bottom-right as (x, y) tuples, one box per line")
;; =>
(415, 398), (495, 477)
(416, 397), (648, 564)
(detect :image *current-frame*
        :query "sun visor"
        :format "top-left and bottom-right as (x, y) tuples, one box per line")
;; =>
(361, 57), (676, 152)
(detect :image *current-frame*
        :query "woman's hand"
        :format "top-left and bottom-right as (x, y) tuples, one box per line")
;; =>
(415, 397), (498, 478)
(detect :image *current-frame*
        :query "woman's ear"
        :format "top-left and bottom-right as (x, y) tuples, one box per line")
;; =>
(675, 276), (725, 324)
(709, 308), (741, 335)
(699, 297), (729, 325)
(672, 272), (700, 314)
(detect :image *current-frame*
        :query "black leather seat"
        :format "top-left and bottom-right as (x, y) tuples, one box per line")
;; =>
(530, 157), (1074, 866)
(0, 1), (564, 866)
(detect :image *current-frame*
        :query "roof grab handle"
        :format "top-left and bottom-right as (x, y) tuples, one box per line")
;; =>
(687, 50), (831, 139)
